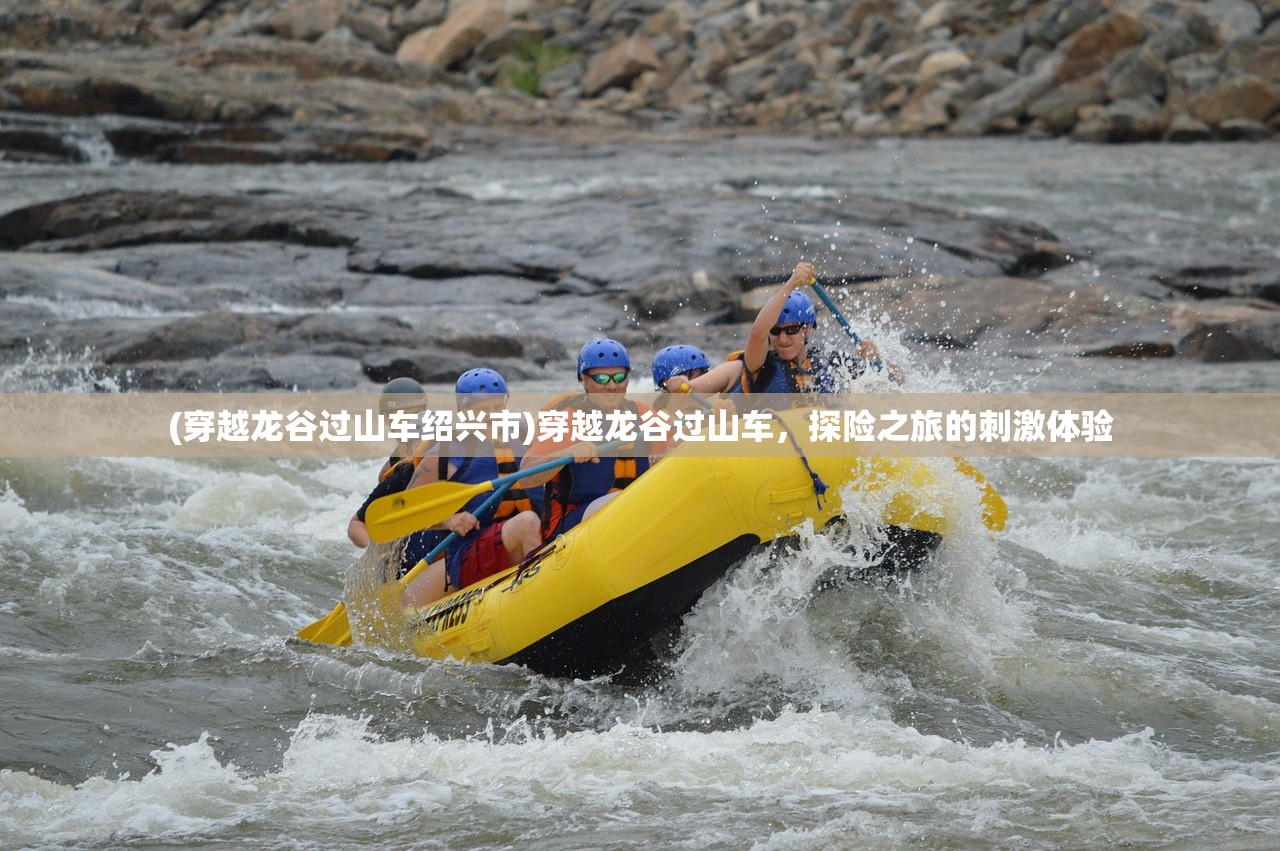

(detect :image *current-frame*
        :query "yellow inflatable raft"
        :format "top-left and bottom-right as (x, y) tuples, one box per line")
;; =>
(362, 407), (1005, 678)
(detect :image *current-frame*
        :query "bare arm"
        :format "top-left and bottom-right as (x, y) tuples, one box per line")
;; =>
(664, 360), (744, 394)
(406, 451), (443, 490)
(519, 441), (599, 487)
(745, 261), (813, 373)
(347, 515), (370, 548)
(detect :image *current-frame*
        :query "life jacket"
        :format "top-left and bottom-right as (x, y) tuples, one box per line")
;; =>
(445, 441), (537, 522)
(361, 447), (445, 579)
(540, 395), (649, 539)
(727, 347), (844, 395)
(379, 439), (433, 482)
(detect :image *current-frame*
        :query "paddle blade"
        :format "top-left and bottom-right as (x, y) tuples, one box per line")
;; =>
(295, 602), (353, 646)
(953, 458), (1008, 532)
(365, 480), (490, 543)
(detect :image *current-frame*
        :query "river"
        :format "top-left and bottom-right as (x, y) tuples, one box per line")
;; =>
(1, 135), (1278, 848)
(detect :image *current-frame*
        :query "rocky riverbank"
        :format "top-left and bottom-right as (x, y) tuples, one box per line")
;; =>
(1, 135), (1276, 393)
(2, 0), (1279, 164)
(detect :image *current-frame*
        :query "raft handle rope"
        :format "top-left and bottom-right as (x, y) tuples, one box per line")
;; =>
(768, 409), (829, 511)
(502, 534), (564, 592)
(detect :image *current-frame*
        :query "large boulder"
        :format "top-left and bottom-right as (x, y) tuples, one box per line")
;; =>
(1187, 74), (1280, 125)
(102, 310), (284, 364)
(917, 49), (971, 80)
(626, 269), (737, 322)
(396, 1), (510, 69)
(1027, 73), (1107, 133)
(952, 55), (1061, 134)
(1030, 0), (1106, 47)
(261, 0), (349, 42)
(581, 35), (662, 97)
(1072, 96), (1165, 142)
(1200, 0), (1264, 44)
(1055, 13), (1146, 83)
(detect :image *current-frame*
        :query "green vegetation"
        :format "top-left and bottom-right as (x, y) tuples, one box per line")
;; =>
(501, 38), (577, 97)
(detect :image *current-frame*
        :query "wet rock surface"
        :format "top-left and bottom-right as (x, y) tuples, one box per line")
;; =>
(1, 134), (1274, 392)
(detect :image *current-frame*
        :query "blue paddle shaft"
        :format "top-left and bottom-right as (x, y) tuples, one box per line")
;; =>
(810, 281), (883, 373)
(420, 480), (515, 564)
(416, 439), (626, 564)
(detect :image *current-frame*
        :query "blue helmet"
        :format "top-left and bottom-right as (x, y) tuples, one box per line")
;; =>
(652, 345), (710, 386)
(776, 290), (817, 326)
(577, 338), (630, 377)
(455, 367), (508, 407)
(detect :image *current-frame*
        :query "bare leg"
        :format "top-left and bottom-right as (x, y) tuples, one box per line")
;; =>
(501, 511), (543, 563)
(401, 557), (448, 609)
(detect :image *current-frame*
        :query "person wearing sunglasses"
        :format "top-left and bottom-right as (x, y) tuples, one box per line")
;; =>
(520, 338), (668, 538)
(728, 260), (888, 398)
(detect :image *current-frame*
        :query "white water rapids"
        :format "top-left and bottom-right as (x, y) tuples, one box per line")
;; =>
(2, 137), (1278, 848)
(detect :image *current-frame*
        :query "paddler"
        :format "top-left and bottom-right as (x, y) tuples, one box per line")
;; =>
(400, 368), (544, 606)
(346, 377), (440, 575)
(676, 260), (900, 397)
(519, 338), (669, 537)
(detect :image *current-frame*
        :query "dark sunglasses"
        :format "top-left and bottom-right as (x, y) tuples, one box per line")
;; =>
(588, 370), (630, 385)
(769, 323), (806, 337)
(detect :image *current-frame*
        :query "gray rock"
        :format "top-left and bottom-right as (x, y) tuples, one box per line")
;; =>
(1178, 324), (1276, 361)
(1106, 48), (1168, 101)
(225, 353), (370, 390)
(102, 310), (286, 364)
(1163, 113), (1214, 141)
(1027, 74), (1107, 133)
(1030, 0), (1105, 47)
(1079, 341), (1175, 358)
(1017, 45), (1051, 76)
(626, 270), (737, 321)
(0, 189), (354, 252)
(359, 347), (552, 384)
(774, 60), (815, 96)
(1218, 118), (1276, 139)
(952, 54), (1061, 135)
(1201, 0), (1264, 44)
(347, 242), (579, 281)
(1154, 265), (1280, 301)
(723, 57), (771, 100)
(289, 313), (422, 347)
(539, 57), (585, 97)
(1071, 96), (1165, 142)
(950, 66), (1019, 111)
(981, 24), (1026, 68)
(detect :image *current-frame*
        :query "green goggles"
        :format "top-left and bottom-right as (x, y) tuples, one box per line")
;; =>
(587, 370), (630, 386)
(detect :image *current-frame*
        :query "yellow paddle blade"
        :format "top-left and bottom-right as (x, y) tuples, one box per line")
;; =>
(953, 458), (1008, 532)
(295, 555), (439, 647)
(295, 601), (353, 646)
(365, 479), (493, 543)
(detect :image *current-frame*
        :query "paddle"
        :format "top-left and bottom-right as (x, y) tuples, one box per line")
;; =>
(809, 279), (883, 373)
(296, 481), (516, 646)
(807, 277), (1007, 531)
(365, 441), (627, 543)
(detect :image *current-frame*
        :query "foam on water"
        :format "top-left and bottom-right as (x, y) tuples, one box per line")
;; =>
(668, 464), (1028, 721)
(167, 474), (313, 532)
(3, 709), (1277, 848)
(4, 140), (1279, 846)
(0, 485), (37, 532)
